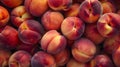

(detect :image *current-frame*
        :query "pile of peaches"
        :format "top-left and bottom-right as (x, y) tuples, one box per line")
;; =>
(1, 0), (120, 67)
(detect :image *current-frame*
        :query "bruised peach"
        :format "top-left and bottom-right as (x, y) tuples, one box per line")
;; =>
(40, 30), (67, 54)
(41, 11), (64, 30)
(11, 6), (33, 27)
(0, 0), (23, 8)
(31, 51), (56, 67)
(79, 0), (103, 23)
(97, 13), (120, 37)
(0, 6), (9, 27)
(72, 38), (96, 63)
(61, 17), (85, 40)
(48, 0), (72, 11)
(24, 0), (48, 17)
(18, 20), (44, 45)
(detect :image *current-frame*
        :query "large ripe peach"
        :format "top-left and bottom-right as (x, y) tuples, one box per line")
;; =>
(90, 54), (114, 67)
(48, 0), (72, 11)
(0, 6), (9, 27)
(0, 0), (23, 8)
(84, 23), (105, 45)
(97, 13), (120, 37)
(31, 51), (56, 67)
(61, 17), (85, 40)
(11, 6), (33, 28)
(41, 11), (64, 31)
(18, 20), (44, 44)
(24, 0), (48, 17)
(9, 50), (31, 67)
(79, 0), (103, 23)
(0, 48), (11, 67)
(65, 3), (80, 17)
(40, 30), (67, 54)
(72, 38), (96, 63)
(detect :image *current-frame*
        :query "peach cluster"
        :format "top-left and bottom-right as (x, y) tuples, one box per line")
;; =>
(0, 0), (120, 67)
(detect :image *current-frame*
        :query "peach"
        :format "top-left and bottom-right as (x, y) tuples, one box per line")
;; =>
(18, 20), (44, 45)
(67, 58), (89, 67)
(0, 6), (9, 27)
(61, 17), (85, 40)
(9, 50), (31, 67)
(97, 13), (120, 37)
(0, 0), (23, 8)
(84, 23), (105, 45)
(72, 38), (96, 63)
(112, 46), (120, 67)
(31, 51), (56, 67)
(53, 48), (70, 66)
(65, 3), (80, 17)
(0, 25), (19, 49)
(24, 0), (48, 17)
(0, 48), (11, 67)
(48, 0), (72, 11)
(40, 30), (67, 54)
(79, 0), (103, 23)
(11, 6), (33, 27)
(41, 11), (64, 31)
(73, 0), (84, 3)
(90, 54), (114, 67)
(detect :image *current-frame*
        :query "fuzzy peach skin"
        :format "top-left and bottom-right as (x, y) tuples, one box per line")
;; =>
(79, 0), (103, 23)
(31, 51), (56, 67)
(61, 17), (85, 40)
(0, 6), (9, 27)
(41, 11), (64, 31)
(90, 54), (114, 67)
(65, 3), (80, 17)
(0, 0), (23, 8)
(67, 58), (89, 67)
(53, 48), (70, 66)
(40, 30), (67, 54)
(84, 23), (105, 45)
(11, 6), (33, 27)
(112, 46), (120, 67)
(72, 38), (96, 63)
(97, 13), (120, 37)
(0, 25), (19, 49)
(9, 50), (31, 67)
(24, 0), (48, 17)
(18, 20), (44, 45)
(0, 48), (11, 67)
(48, 0), (72, 11)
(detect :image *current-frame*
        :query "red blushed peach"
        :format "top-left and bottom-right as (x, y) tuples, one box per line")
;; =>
(53, 49), (70, 66)
(11, 6), (33, 28)
(84, 23), (105, 45)
(9, 50), (31, 67)
(31, 51), (56, 67)
(61, 17), (85, 40)
(79, 0), (103, 23)
(18, 20), (44, 45)
(72, 38), (96, 63)
(41, 11), (64, 31)
(0, 25), (19, 49)
(67, 58), (89, 67)
(97, 13), (120, 37)
(112, 46), (120, 67)
(0, 48), (11, 67)
(73, 0), (84, 3)
(0, 0), (23, 8)
(0, 6), (9, 27)
(40, 30), (67, 54)
(24, 0), (48, 17)
(90, 54), (114, 67)
(48, 0), (72, 11)
(103, 34), (120, 54)
(65, 3), (80, 17)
